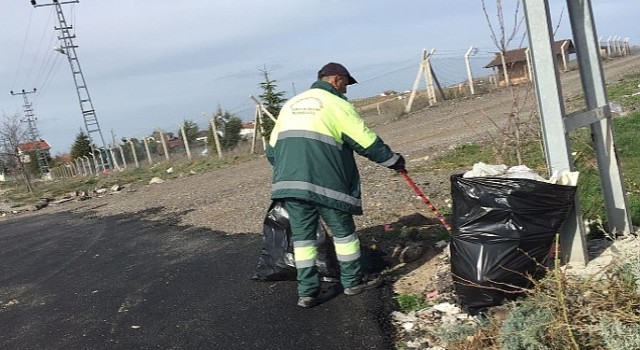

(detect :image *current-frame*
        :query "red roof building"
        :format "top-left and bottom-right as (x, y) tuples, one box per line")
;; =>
(17, 139), (51, 153)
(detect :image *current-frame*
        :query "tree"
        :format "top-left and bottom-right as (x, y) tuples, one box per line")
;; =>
(70, 129), (94, 160)
(0, 112), (33, 192)
(221, 116), (243, 150)
(26, 150), (52, 175)
(258, 66), (287, 140)
(208, 107), (243, 152)
(481, 0), (536, 165)
(179, 119), (199, 143)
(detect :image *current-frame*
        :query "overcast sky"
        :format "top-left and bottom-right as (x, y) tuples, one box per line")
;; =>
(1, 0), (637, 155)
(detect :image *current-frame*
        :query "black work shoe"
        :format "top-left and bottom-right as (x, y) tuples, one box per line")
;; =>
(343, 278), (383, 296)
(297, 296), (320, 308)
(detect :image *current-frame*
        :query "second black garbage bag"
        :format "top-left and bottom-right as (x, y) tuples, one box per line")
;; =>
(449, 174), (577, 313)
(252, 201), (341, 282)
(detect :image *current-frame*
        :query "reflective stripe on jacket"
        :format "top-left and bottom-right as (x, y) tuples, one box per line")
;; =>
(267, 81), (397, 214)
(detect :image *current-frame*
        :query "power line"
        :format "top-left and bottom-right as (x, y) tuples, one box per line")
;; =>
(11, 8), (35, 89)
(23, 7), (55, 89)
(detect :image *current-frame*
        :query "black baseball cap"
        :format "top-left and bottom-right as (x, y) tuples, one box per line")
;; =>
(317, 62), (358, 85)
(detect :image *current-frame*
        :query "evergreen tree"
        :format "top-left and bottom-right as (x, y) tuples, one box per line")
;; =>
(26, 150), (52, 175)
(70, 129), (94, 159)
(221, 116), (243, 149)
(258, 67), (287, 140)
(179, 119), (200, 143)
(207, 108), (243, 151)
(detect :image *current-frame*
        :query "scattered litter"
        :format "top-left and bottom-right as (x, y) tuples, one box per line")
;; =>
(432, 302), (461, 315)
(149, 177), (165, 185)
(426, 290), (439, 299)
(463, 162), (579, 185)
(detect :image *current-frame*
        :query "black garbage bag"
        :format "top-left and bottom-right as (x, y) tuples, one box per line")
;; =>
(252, 201), (341, 282)
(449, 174), (576, 313)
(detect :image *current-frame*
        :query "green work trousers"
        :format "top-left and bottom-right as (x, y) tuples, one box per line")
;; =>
(284, 199), (363, 297)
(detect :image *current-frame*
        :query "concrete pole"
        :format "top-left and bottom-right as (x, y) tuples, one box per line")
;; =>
(129, 141), (139, 168)
(89, 153), (98, 174)
(157, 129), (170, 161)
(623, 37), (630, 55)
(75, 158), (82, 176)
(180, 126), (192, 160)
(84, 156), (91, 175)
(249, 95), (277, 122)
(606, 36), (613, 57)
(464, 46), (477, 95)
(118, 145), (127, 169)
(251, 106), (259, 154)
(425, 50), (437, 105)
(80, 156), (88, 175)
(500, 51), (510, 86)
(143, 137), (153, 165)
(561, 40), (569, 72)
(204, 113), (224, 159)
(110, 147), (121, 171)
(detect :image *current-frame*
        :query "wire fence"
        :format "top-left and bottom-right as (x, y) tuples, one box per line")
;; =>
(5, 35), (636, 182)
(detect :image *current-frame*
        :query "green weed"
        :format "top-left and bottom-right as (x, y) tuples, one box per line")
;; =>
(394, 293), (430, 313)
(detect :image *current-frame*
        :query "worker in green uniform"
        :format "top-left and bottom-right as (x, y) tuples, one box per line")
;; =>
(267, 62), (406, 308)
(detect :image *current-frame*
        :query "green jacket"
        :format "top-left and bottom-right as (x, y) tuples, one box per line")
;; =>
(266, 81), (398, 214)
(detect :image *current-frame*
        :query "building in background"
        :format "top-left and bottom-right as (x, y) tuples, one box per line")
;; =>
(484, 39), (576, 86)
(17, 139), (51, 164)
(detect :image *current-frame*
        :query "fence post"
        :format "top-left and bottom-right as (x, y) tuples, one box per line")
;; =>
(500, 51), (510, 86)
(204, 113), (224, 159)
(464, 46), (478, 95)
(143, 137), (153, 165)
(405, 48), (435, 113)
(180, 125), (192, 160)
(157, 128), (170, 161)
(118, 145), (127, 169)
(129, 140), (140, 168)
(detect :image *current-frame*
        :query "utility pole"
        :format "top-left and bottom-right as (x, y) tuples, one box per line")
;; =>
(31, 0), (112, 171)
(10, 88), (50, 177)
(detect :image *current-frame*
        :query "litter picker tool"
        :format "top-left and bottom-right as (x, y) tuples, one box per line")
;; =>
(399, 170), (452, 232)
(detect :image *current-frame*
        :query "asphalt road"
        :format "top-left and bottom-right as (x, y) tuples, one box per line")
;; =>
(0, 208), (396, 350)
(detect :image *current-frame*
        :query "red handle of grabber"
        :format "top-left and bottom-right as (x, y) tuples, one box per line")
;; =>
(399, 169), (452, 232)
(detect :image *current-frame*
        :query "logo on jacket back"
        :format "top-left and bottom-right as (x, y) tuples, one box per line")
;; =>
(290, 97), (323, 116)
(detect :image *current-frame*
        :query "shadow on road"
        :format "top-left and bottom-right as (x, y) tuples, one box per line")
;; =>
(0, 208), (397, 350)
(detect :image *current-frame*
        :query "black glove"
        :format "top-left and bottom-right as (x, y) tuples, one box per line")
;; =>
(387, 153), (406, 173)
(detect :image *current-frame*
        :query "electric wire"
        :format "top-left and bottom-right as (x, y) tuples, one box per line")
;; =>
(23, 7), (55, 90)
(11, 8), (35, 90)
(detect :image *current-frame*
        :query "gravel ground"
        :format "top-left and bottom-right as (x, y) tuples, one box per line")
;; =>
(31, 54), (639, 235)
(3, 54), (640, 349)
